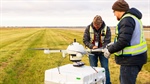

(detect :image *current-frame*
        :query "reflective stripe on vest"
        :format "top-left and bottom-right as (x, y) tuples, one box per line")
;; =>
(89, 25), (107, 44)
(114, 14), (147, 56)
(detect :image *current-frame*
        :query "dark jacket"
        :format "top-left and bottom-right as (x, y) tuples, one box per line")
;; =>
(83, 22), (111, 49)
(108, 8), (147, 65)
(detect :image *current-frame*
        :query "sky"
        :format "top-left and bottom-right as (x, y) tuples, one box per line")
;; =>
(0, 0), (150, 27)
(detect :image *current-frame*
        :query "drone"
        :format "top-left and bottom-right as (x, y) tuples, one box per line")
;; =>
(31, 39), (103, 67)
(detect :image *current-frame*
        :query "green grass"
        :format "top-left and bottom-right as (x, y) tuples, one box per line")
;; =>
(0, 28), (149, 84)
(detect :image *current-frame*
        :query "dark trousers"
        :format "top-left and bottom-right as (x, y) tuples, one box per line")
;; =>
(120, 65), (143, 84)
(89, 53), (111, 84)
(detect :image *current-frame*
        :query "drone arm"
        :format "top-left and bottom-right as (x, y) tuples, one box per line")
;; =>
(44, 49), (66, 54)
(85, 48), (104, 53)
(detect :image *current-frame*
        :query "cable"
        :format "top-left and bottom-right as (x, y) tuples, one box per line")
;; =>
(86, 53), (98, 73)
(57, 56), (66, 74)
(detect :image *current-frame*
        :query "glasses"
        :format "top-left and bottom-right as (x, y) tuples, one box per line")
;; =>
(113, 10), (116, 13)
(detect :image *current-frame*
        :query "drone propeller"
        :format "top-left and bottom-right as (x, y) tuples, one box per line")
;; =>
(29, 48), (59, 50)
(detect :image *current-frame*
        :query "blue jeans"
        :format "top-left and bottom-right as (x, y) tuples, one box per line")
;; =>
(120, 65), (143, 84)
(89, 53), (111, 84)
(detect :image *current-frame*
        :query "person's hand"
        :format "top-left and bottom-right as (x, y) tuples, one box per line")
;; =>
(92, 46), (98, 49)
(103, 48), (111, 58)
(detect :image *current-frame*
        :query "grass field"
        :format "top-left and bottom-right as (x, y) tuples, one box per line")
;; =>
(0, 28), (150, 84)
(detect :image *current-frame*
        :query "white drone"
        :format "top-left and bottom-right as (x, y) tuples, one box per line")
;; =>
(32, 39), (103, 67)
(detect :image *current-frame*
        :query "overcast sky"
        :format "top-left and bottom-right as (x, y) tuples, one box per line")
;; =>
(0, 0), (150, 26)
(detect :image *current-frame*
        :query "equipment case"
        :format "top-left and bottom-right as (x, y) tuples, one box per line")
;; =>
(44, 64), (105, 84)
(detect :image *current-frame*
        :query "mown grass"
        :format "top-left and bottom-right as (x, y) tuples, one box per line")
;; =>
(0, 28), (149, 84)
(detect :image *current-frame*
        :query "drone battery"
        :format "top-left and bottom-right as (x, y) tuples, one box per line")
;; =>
(44, 64), (106, 84)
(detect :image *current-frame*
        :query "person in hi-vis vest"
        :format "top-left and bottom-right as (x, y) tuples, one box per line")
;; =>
(103, 0), (148, 84)
(83, 15), (111, 84)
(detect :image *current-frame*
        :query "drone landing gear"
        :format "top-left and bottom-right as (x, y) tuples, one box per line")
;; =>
(73, 61), (85, 67)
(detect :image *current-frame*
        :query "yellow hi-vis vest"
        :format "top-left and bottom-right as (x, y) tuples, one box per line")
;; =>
(89, 25), (107, 44)
(114, 14), (147, 56)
